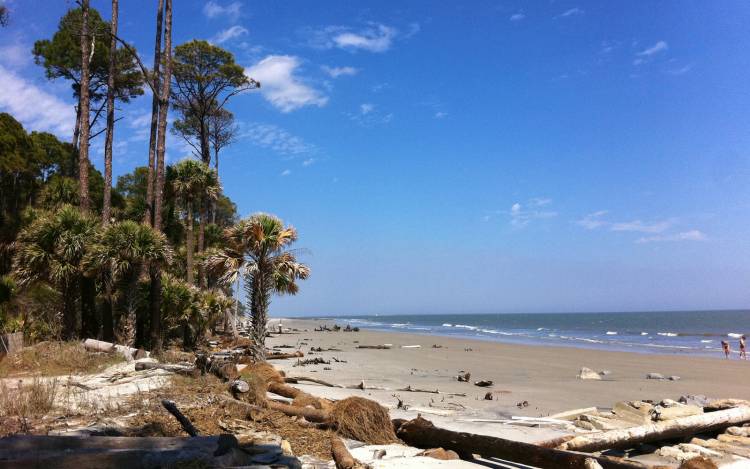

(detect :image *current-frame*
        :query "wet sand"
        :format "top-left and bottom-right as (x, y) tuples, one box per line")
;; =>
(266, 318), (750, 441)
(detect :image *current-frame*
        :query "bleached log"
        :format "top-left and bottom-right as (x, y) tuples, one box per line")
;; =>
(284, 376), (343, 387)
(134, 361), (196, 376)
(266, 351), (304, 360)
(558, 406), (750, 452)
(690, 438), (750, 458)
(83, 338), (147, 361)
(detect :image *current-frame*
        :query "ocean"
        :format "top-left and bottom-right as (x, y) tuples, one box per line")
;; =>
(305, 310), (750, 357)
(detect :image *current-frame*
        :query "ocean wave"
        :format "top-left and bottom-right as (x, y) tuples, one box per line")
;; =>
(728, 333), (744, 338)
(390, 323), (410, 327)
(442, 323), (453, 327)
(657, 332), (678, 337)
(606, 331), (618, 335)
(455, 324), (477, 330)
(640, 332), (648, 336)
(572, 337), (604, 344)
(701, 339), (713, 343)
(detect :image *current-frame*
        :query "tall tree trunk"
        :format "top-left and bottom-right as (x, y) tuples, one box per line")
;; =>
(72, 105), (81, 151)
(149, 0), (172, 351)
(149, 266), (162, 351)
(102, 0), (119, 225)
(144, 0), (164, 226)
(198, 202), (206, 287)
(153, 0), (172, 233)
(185, 200), (194, 284)
(80, 276), (97, 338)
(249, 272), (269, 359)
(78, 0), (92, 212)
(211, 148), (218, 224)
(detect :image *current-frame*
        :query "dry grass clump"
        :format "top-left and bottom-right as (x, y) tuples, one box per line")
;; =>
(0, 341), (124, 377)
(237, 373), (268, 407)
(329, 396), (397, 444)
(292, 393), (333, 412)
(153, 348), (194, 364)
(0, 378), (58, 419)
(240, 362), (284, 384)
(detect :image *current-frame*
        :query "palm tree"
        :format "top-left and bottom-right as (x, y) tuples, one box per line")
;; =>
(13, 205), (98, 339)
(84, 220), (173, 345)
(171, 159), (218, 286)
(208, 213), (309, 357)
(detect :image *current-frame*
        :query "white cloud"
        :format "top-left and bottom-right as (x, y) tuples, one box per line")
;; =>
(576, 210), (609, 230)
(510, 12), (525, 21)
(0, 43), (30, 69)
(321, 65), (359, 78)
(348, 103), (392, 126)
(610, 219), (671, 234)
(434, 111), (448, 119)
(360, 103), (374, 115)
(0, 65), (74, 137)
(310, 24), (401, 53)
(246, 55), (327, 112)
(557, 7), (584, 18)
(237, 122), (316, 156)
(638, 40), (668, 57)
(280, 169), (291, 176)
(530, 197), (552, 207)
(211, 25), (248, 44)
(667, 64), (693, 75)
(203, 1), (242, 20)
(636, 230), (707, 244)
(302, 158), (315, 167)
(509, 201), (557, 227)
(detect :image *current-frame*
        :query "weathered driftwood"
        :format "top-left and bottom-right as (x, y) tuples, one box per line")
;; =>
(219, 395), (329, 423)
(0, 434), (255, 468)
(690, 437), (750, 458)
(134, 361), (196, 376)
(558, 406), (750, 452)
(83, 338), (145, 361)
(704, 399), (750, 411)
(285, 376), (343, 387)
(266, 351), (304, 360)
(397, 416), (646, 469)
(162, 399), (199, 437)
(268, 382), (304, 399)
(396, 385), (466, 397)
(356, 345), (391, 349)
(331, 435), (368, 469)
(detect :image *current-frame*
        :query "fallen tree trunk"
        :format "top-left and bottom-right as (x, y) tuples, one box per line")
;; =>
(268, 382), (304, 399)
(268, 401), (328, 423)
(83, 338), (145, 361)
(134, 361), (196, 376)
(396, 385), (466, 397)
(331, 435), (367, 469)
(558, 406), (750, 453)
(397, 416), (645, 469)
(266, 351), (304, 360)
(356, 345), (391, 349)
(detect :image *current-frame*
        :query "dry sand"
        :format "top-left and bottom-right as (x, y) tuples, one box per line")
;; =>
(266, 318), (750, 442)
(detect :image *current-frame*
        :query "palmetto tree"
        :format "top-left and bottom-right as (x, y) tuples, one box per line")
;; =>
(208, 213), (309, 357)
(84, 220), (172, 344)
(171, 159), (218, 285)
(13, 205), (98, 339)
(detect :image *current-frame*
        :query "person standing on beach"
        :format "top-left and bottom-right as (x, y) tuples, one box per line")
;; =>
(740, 336), (747, 360)
(722, 340), (731, 359)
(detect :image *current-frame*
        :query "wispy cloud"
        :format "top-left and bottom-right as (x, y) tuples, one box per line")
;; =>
(576, 210), (609, 230)
(637, 40), (669, 57)
(348, 103), (392, 126)
(434, 111), (448, 119)
(280, 169), (291, 177)
(246, 55), (327, 112)
(510, 201), (557, 227)
(556, 7), (584, 18)
(237, 122), (317, 156)
(302, 158), (316, 167)
(0, 65), (74, 137)
(610, 219), (671, 234)
(636, 230), (707, 244)
(321, 65), (359, 78)
(308, 23), (409, 53)
(666, 63), (693, 75)
(211, 25), (248, 44)
(203, 1), (242, 20)
(510, 12), (525, 21)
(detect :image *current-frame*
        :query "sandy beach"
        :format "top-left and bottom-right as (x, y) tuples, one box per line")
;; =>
(266, 318), (750, 443)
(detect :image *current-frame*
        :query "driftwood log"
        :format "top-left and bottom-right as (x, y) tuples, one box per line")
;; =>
(83, 338), (145, 361)
(356, 345), (391, 349)
(161, 399), (199, 437)
(396, 416), (645, 469)
(220, 395), (329, 423)
(558, 406), (750, 452)
(285, 376), (343, 387)
(134, 361), (197, 376)
(0, 434), (252, 468)
(331, 435), (367, 469)
(266, 351), (304, 360)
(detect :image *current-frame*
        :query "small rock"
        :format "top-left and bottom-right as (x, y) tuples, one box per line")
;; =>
(679, 394), (711, 407)
(598, 370), (611, 376)
(578, 367), (602, 380)
(474, 380), (493, 387)
(669, 375), (681, 381)
(646, 372), (665, 380)
(484, 392), (493, 400)
(231, 380), (249, 393)
(372, 449), (386, 459)
(418, 448), (459, 460)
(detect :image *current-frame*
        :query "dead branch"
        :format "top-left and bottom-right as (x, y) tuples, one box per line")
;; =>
(161, 399), (199, 436)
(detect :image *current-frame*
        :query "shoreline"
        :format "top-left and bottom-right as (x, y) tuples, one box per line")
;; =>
(266, 317), (750, 441)
(284, 313), (748, 359)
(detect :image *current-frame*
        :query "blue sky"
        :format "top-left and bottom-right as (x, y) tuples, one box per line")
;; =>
(2, 1), (750, 316)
